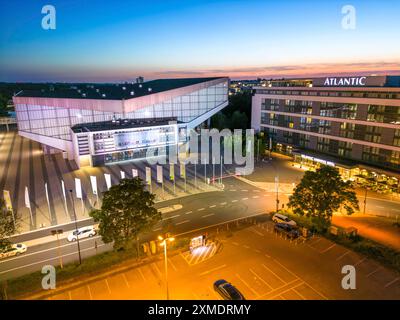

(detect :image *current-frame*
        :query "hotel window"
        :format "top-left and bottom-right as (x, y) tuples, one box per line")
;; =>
(317, 137), (330, 153)
(394, 129), (400, 147)
(340, 104), (357, 120)
(362, 146), (380, 163)
(338, 141), (353, 158)
(318, 120), (331, 134)
(390, 151), (400, 166)
(365, 126), (382, 143)
(340, 122), (355, 139)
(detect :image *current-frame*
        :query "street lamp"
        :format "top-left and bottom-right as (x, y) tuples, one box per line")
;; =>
(158, 234), (175, 300)
(51, 229), (64, 269)
(69, 190), (82, 265)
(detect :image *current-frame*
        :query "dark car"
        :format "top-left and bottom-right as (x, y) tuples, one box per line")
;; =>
(274, 223), (300, 239)
(213, 279), (245, 300)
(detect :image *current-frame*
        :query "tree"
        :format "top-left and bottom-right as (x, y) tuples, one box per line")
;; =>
(90, 178), (161, 251)
(230, 110), (248, 130)
(0, 199), (17, 251)
(288, 165), (359, 223)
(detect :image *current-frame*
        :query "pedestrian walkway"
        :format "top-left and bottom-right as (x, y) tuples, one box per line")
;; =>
(0, 131), (223, 234)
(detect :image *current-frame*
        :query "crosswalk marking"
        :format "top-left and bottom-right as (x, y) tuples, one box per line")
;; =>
(180, 241), (219, 266)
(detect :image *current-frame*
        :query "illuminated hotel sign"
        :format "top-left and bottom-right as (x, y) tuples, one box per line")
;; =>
(323, 76), (367, 86)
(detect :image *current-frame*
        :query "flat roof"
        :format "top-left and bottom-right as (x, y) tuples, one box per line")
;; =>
(17, 77), (227, 100)
(71, 117), (182, 133)
(258, 75), (400, 88)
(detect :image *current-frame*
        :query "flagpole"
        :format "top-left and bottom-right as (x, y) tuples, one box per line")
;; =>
(220, 155), (223, 185)
(45, 183), (52, 223)
(61, 180), (68, 217)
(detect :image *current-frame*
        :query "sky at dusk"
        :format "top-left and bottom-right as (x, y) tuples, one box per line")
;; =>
(0, 0), (399, 82)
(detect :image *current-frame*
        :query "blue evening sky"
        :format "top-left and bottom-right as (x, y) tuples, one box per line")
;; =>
(0, 0), (399, 81)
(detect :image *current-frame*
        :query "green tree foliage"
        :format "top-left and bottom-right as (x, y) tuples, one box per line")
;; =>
(288, 165), (359, 223)
(210, 91), (252, 130)
(90, 178), (161, 250)
(0, 199), (17, 251)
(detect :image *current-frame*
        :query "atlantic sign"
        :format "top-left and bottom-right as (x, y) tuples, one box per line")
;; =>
(323, 77), (366, 86)
(313, 76), (387, 87)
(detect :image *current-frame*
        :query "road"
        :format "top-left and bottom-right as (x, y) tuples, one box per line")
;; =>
(26, 218), (400, 300)
(1, 166), (400, 281)
(0, 177), (276, 280)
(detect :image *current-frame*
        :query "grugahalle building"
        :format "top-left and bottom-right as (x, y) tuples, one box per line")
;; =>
(251, 75), (400, 175)
(13, 77), (229, 167)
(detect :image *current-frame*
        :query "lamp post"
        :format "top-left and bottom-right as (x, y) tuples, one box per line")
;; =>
(69, 190), (82, 265)
(363, 188), (368, 214)
(158, 234), (175, 300)
(51, 229), (64, 269)
(275, 176), (280, 212)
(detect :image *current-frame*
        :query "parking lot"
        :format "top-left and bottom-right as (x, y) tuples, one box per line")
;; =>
(42, 220), (399, 300)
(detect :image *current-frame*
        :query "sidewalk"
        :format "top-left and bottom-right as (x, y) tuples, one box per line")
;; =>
(332, 214), (400, 251)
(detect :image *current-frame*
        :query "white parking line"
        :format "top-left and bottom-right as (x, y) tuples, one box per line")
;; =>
(320, 244), (336, 254)
(261, 264), (287, 284)
(162, 214), (180, 221)
(184, 211), (193, 215)
(384, 277), (399, 288)
(292, 287), (306, 300)
(105, 279), (111, 294)
(250, 228), (264, 237)
(199, 264), (227, 276)
(209, 205), (216, 208)
(249, 268), (273, 290)
(202, 213), (215, 218)
(87, 285), (93, 300)
(252, 196), (259, 199)
(366, 267), (382, 278)
(241, 190), (248, 192)
(220, 202), (227, 205)
(122, 273), (130, 288)
(242, 198), (249, 201)
(232, 200), (238, 203)
(175, 220), (190, 226)
(198, 208), (205, 211)
(336, 251), (350, 261)
(354, 257), (367, 266)
(236, 273), (260, 297)
(168, 258), (178, 272)
(138, 268), (146, 281)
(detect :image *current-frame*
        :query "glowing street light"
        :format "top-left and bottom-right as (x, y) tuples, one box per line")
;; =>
(158, 234), (175, 300)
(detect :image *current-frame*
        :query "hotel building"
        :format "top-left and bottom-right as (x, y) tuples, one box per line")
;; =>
(251, 75), (400, 176)
(13, 77), (229, 167)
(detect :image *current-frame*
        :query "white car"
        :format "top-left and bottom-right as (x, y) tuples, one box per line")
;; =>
(272, 213), (297, 226)
(0, 243), (27, 259)
(67, 226), (96, 242)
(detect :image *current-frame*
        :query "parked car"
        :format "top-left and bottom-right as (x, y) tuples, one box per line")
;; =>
(274, 223), (300, 239)
(272, 213), (297, 226)
(213, 279), (245, 300)
(67, 226), (96, 242)
(0, 243), (27, 259)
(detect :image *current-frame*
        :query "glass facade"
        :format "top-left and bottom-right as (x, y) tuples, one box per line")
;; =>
(15, 81), (228, 142)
